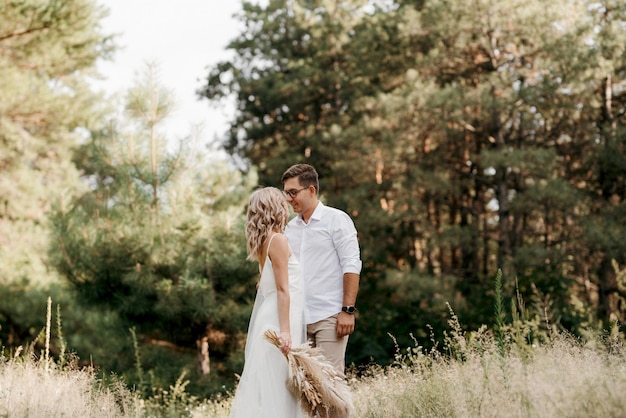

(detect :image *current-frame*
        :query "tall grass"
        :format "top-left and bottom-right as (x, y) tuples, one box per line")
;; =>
(0, 354), (143, 417)
(350, 324), (626, 417)
(2, 294), (626, 417)
(0, 297), (143, 417)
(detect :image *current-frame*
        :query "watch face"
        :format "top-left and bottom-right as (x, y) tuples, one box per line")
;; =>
(343, 306), (356, 314)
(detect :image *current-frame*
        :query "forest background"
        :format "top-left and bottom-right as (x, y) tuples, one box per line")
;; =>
(1, 0), (626, 399)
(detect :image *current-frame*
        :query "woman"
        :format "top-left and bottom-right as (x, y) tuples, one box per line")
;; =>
(229, 187), (307, 418)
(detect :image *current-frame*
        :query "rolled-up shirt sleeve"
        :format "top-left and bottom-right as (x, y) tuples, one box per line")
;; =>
(333, 213), (362, 275)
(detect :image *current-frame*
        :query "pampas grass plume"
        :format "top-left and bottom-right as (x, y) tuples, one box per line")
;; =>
(263, 329), (354, 418)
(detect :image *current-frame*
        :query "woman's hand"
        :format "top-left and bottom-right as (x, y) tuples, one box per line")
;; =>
(279, 331), (292, 355)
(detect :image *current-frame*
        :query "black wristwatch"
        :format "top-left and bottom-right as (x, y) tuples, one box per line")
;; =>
(341, 305), (357, 314)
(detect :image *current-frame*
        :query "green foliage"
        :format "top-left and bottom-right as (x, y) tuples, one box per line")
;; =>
(48, 65), (257, 397)
(143, 371), (200, 418)
(0, 282), (69, 355)
(0, 0), (118, 370)
(201, 0), (626, 360)
(0, 0), (114, 288)
(3, 0), (626, 404)
(350, 267), (459, 366)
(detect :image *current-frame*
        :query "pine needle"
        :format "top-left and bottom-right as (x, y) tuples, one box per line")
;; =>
(264, 329), (355, 418)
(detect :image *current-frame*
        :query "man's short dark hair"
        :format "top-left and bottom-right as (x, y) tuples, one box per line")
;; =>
(281, 164), (319, 193)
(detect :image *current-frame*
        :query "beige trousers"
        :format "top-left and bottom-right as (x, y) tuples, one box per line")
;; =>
(307, 314), (351, 418)
(307, 314), (349, 374)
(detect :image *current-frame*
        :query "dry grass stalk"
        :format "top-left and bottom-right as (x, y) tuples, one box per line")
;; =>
(264, 329), (354, 418)
(45, 296), (51, 371)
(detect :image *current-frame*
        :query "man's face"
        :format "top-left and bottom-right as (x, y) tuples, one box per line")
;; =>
(283, 177), (312, 213)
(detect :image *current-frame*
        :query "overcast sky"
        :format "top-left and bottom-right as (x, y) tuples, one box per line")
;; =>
(93, 1), (244, 148)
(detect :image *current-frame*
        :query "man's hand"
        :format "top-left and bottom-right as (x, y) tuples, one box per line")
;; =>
(336, 312), (355, 338)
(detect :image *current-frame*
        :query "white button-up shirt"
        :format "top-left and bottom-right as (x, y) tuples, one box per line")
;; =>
(285, 202), (362, 324)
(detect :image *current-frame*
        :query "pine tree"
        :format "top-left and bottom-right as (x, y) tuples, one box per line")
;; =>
(201, 0), (626, 361)
(0, 0), (113, 286)
(50, 64), (257, 395)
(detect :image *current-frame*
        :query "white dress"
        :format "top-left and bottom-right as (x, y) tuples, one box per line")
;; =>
(229, 235), (307, 418)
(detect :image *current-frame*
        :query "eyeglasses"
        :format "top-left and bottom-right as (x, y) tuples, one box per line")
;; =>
(283, 186), (309, 199)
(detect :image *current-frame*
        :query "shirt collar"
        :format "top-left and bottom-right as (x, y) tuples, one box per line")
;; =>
(297, 201), (324, 224)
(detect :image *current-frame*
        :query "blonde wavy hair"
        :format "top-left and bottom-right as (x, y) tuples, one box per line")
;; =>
(246, 187), (290, 261)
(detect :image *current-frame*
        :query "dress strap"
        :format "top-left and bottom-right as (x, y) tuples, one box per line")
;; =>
(260, 233), (278, 274)
(266, 233), (278, 253)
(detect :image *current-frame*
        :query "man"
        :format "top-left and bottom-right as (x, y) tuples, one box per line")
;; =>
(281, 163), (362, 377)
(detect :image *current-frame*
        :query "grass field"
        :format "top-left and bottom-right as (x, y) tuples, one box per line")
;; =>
(3, 320), (626, 418)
